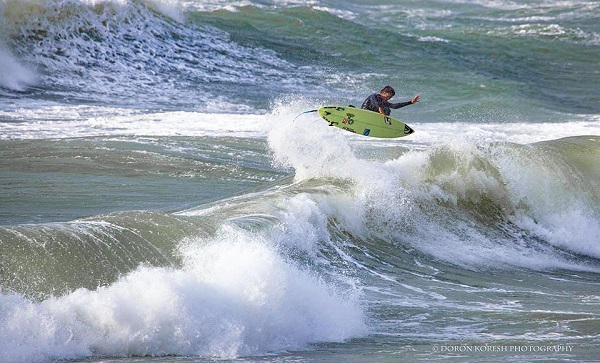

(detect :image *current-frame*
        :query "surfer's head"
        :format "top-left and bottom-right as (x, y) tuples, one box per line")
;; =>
(380, 85), (395, 100)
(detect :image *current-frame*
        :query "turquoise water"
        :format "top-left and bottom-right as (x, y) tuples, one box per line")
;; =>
(1, 0), (599, 362)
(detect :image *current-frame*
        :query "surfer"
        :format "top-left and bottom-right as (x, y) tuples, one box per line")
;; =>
(361, 86), (419, 116)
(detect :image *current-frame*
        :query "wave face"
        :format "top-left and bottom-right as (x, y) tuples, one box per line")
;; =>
(0, 0), (599, 362)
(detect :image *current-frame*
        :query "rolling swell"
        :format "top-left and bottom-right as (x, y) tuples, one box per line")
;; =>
(190, 3), (600, 117)
(384, 136), (600, 268)
(0, 180), (367, 362)
(0, 0), (295, 109)
(0, 211), (203, 300)
(2, 1), (597, 118)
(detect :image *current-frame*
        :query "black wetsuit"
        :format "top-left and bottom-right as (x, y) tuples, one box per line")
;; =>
(361, 93), (412, 116)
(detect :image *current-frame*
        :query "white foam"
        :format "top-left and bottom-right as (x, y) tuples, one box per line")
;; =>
(142, 0), (184, 22)
(178, 0), (254, 12)
(0, 225), (366, 362)
(0, 105), (269, 139)
(491, 139), (600, 259)
(266, 101), (600, 270)
(0, 46), (38, 91)
(512, 209), (600, 258)
(0, 0), (293, 107)
(407, 118), (600, 145)
(417, 36), (450, 43)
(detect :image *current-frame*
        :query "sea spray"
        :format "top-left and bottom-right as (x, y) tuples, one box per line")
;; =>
(0, 224), (366, 362)
(0, 46), (38, 91)
(267, 101), (600, 270)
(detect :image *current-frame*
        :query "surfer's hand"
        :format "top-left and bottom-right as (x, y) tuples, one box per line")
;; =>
(411, 95), (420, 104)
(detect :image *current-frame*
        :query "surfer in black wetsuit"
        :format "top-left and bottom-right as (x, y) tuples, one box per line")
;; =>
(361, 85), (420, 116)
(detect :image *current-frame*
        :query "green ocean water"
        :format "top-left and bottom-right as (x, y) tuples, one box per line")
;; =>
(1, 0), (599, 362)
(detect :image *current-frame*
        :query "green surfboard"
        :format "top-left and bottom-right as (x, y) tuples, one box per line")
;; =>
(318, 106), (415, 138)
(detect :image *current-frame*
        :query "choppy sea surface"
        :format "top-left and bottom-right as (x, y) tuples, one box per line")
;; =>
(1, 0), (599, 362)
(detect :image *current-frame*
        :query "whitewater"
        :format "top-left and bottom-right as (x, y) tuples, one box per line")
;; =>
(1, 0), (600, 362)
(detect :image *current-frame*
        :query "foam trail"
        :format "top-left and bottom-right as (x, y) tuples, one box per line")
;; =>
(0, 108), (269, 140)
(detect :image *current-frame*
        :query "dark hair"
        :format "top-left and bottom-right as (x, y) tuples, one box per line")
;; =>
(381, 85), (395, 96)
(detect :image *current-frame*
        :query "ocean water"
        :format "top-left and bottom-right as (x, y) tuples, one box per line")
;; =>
(1, 0), (599, 362)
